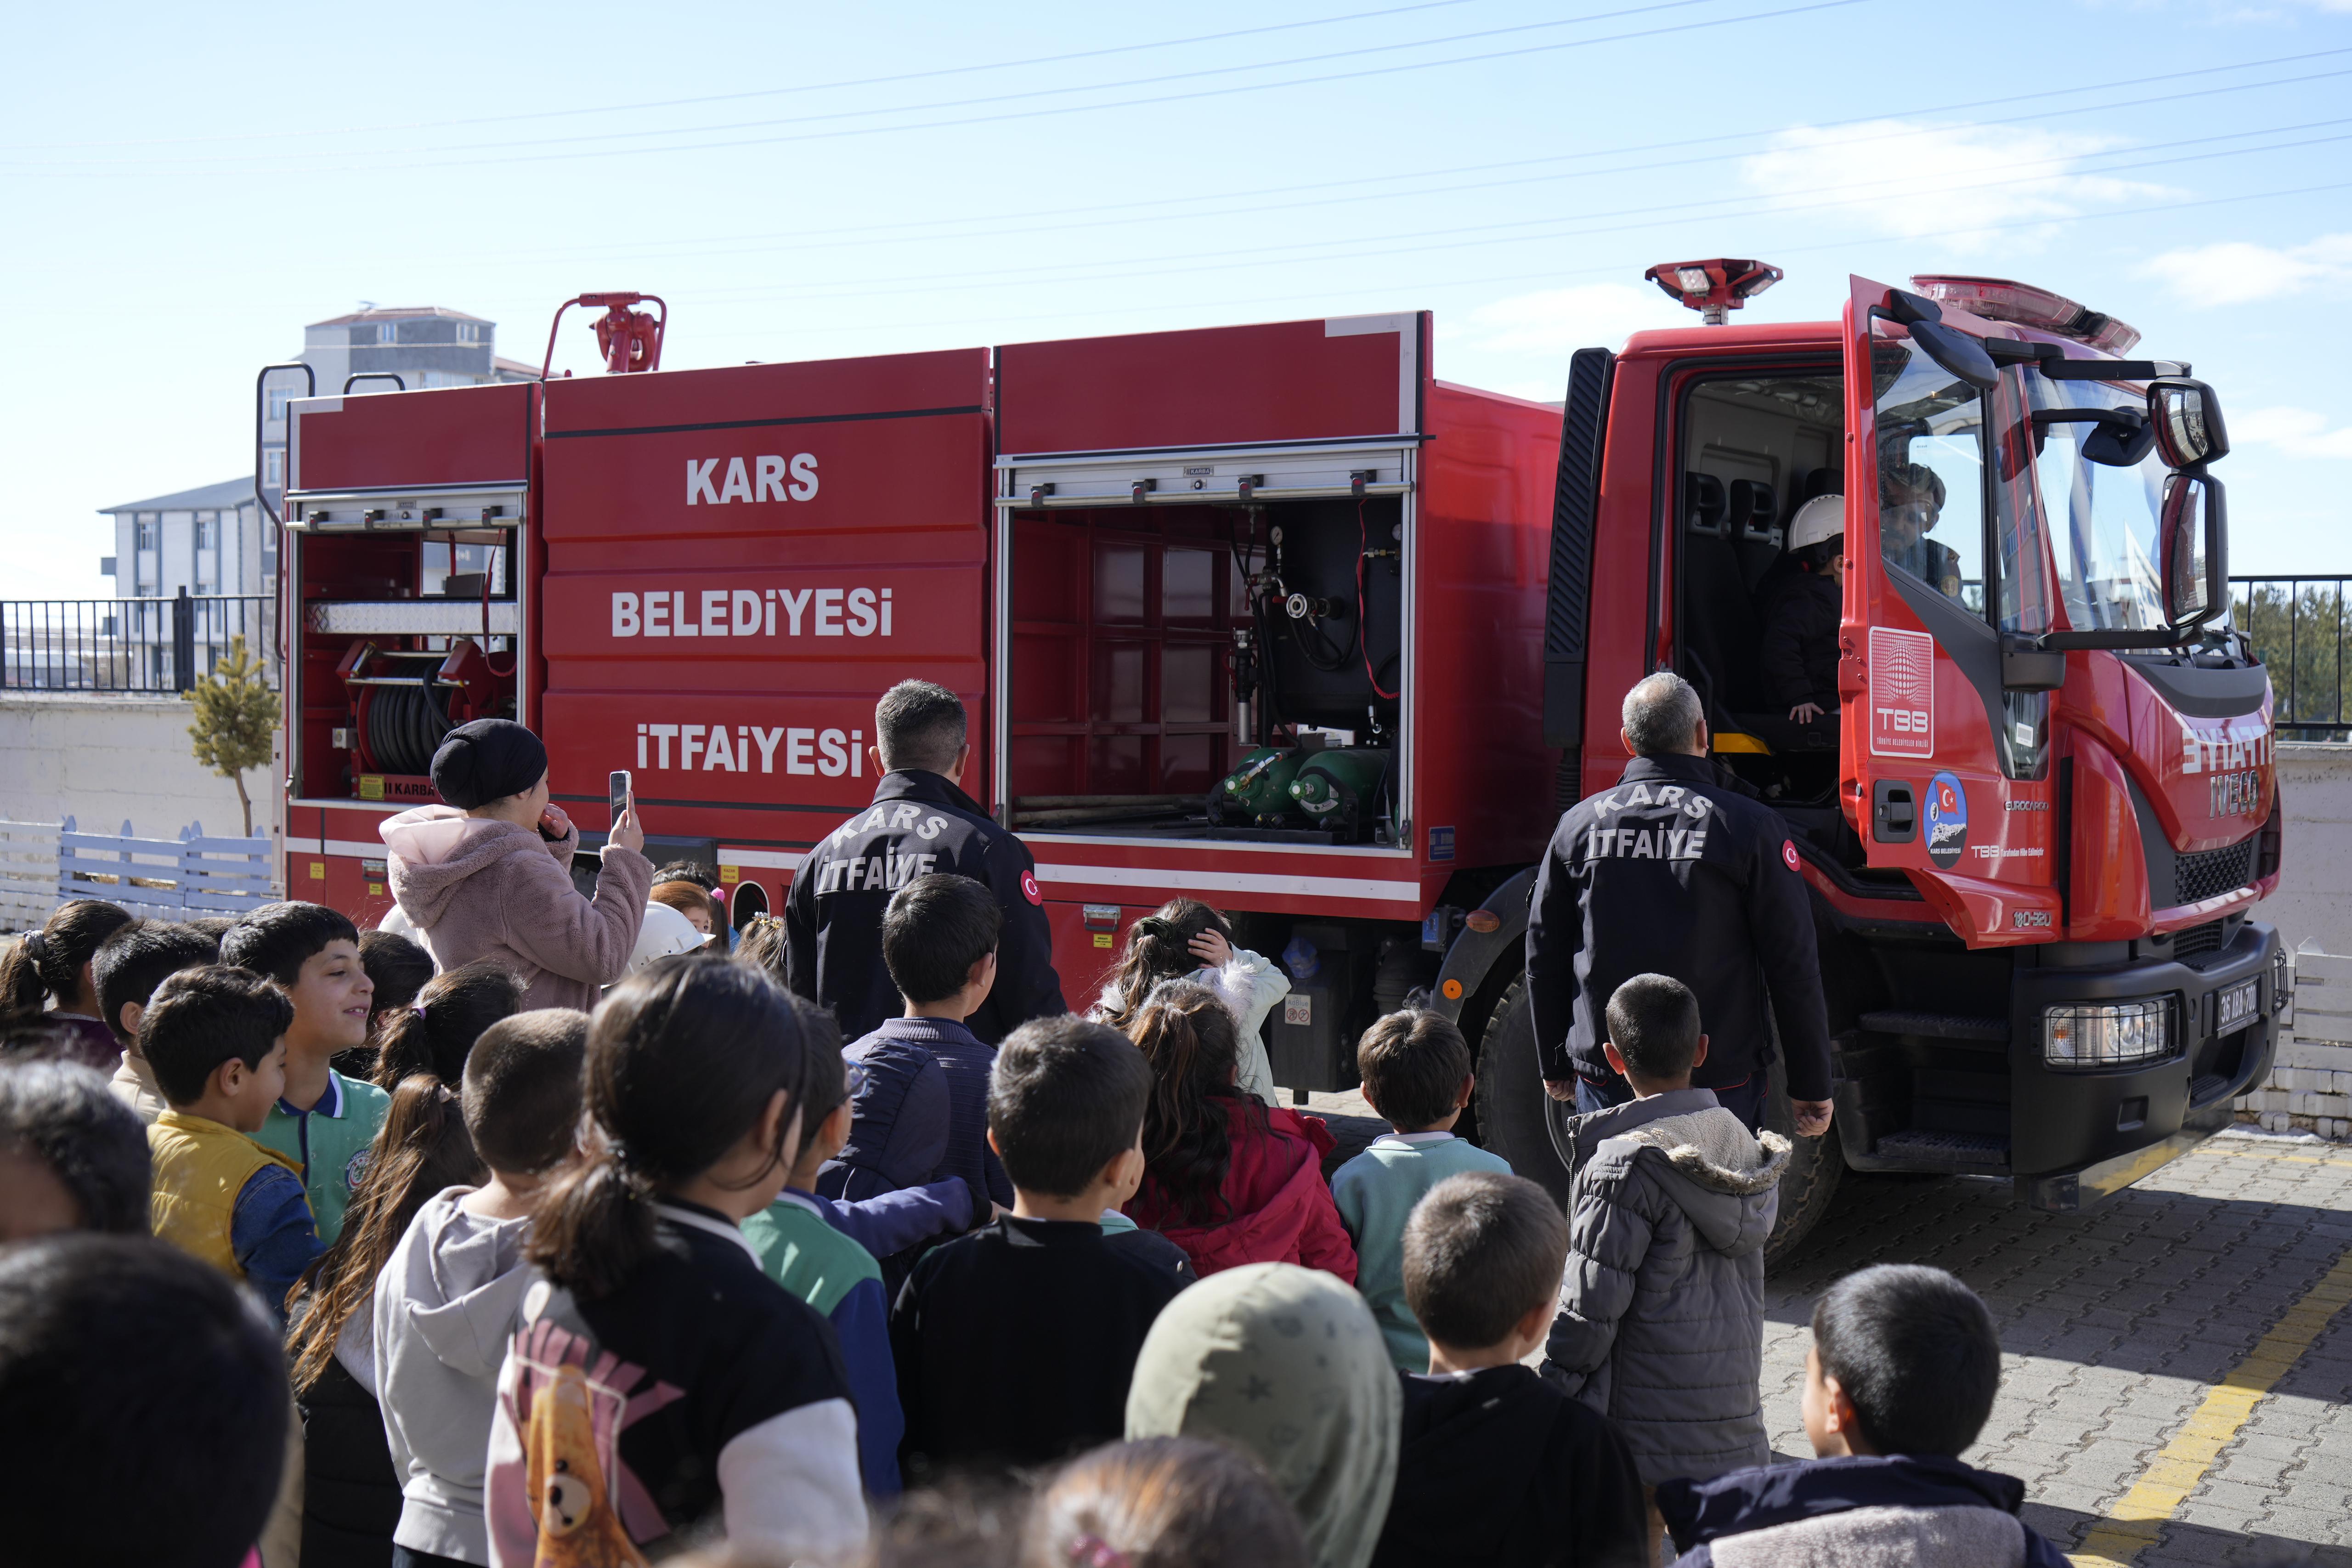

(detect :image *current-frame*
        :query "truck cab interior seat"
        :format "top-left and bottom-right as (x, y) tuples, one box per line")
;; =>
(1679, 472), (1775, 733)
(1724, 479), (1784, 591)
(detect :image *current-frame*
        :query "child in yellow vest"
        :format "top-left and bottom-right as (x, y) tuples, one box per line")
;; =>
(142, 965), (324, 1325)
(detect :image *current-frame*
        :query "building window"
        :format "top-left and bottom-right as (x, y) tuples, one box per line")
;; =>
(195, 515), (217, 550)
(266, 388), (295, 422)
(456, 322), (481, 344)
(135, 515), (158, 550)
(375, 322), (398, 345)
(263, 448), (284, 488)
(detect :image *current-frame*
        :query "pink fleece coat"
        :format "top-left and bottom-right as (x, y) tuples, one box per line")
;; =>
(379, 805), (654, 1013)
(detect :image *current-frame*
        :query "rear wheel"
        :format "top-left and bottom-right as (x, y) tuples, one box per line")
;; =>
(1762, 1053), (1843, 1266)
(1476, 976), (1846, 1262)
(1473, 979), (1574, 1206)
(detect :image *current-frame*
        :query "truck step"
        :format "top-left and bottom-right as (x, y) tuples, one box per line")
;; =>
(1858, 1011), (2009, 1043)
(1871, 1129), (2012, 1170)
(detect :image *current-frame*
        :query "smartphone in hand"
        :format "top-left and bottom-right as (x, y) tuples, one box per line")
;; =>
(610, 770), (632, 825)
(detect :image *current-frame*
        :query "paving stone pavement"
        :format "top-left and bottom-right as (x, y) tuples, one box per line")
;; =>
(1760, 1128), (2352, 1567)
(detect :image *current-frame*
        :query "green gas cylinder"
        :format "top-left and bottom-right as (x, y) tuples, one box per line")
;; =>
(1288, 749), (1392, 838)
(1210, 747), (1305, 828)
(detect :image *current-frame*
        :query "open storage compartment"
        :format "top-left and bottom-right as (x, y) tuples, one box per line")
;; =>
(286, 491), (527, 805)
(996, 445), (1412, 846)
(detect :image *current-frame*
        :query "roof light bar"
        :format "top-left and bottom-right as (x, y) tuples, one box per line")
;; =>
(1909, 275), (2141, 356)
(1644, 258), (1784, 326)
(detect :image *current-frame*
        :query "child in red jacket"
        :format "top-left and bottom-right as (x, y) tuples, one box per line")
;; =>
(1123, 981), (1357, 1281)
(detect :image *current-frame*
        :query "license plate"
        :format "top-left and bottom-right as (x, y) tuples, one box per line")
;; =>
(2216, 978), (2259, 1032)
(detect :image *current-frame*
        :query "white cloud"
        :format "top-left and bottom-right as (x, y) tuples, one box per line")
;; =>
(1737, 121), (2167, 251)
(1452, 282), (1682, 356)
(2235, 406), (2352, 459)
(2136, 235), (2352, 305)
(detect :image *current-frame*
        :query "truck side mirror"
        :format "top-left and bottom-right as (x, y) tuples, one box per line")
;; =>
(2149, 378), (2229, 468)
(2161, 473), (2227, 630)
(1883, 290), (1998, 392)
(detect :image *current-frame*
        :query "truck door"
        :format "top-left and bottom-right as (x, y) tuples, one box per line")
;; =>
(1839, 276), (2062, 943)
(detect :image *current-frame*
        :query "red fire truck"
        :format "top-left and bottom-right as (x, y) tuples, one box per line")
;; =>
(268, 266), (2282, 1251)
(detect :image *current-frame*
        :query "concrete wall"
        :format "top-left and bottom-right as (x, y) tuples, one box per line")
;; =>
(0, 692), (280, 848)
(2260, 742), (2352, 960)
(2238, 744), (2352, 1139)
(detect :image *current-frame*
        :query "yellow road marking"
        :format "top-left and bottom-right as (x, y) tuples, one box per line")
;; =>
(2199, 1143), (2352, 1169)
(2069, 1247), (2352, 1566)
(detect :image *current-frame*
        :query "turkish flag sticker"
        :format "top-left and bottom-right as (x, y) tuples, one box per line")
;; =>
(1781, 840), (1801, 872)
(1020, 870), (1044, 906)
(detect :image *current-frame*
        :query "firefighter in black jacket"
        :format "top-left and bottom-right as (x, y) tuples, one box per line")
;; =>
(1525, 672), (1834, 1135)
(786, 680), (1067, 1044)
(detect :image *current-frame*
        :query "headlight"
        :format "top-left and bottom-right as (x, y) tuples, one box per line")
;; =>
(2043, 1000), (2173, 1069)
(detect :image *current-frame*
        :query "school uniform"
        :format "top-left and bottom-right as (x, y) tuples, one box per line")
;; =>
(1373, 1364), (1649, 1568)
(256, 1068), (390, 1244)
(1331, 1130), (1514, 1370)
(744, 1189), (906, 1496)
(890, 1214), (1190, 1478)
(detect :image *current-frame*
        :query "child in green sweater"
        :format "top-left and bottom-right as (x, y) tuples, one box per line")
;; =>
(1331, 1009), (1513, 1370)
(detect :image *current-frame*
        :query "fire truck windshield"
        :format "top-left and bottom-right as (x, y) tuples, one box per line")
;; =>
(2026, 375), (2171, 634)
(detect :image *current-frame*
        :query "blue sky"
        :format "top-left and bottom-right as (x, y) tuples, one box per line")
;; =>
(5, 0), (2348, 595)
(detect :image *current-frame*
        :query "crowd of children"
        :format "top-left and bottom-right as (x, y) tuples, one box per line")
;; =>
(0, 878), (2075, 1568)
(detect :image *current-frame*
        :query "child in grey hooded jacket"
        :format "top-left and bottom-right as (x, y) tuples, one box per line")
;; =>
(1544, 974), (1790, 1495)
(373, 1010), (587, 1567)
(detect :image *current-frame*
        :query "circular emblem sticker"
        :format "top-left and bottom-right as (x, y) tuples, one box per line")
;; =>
(1781, 839), (1801, 873)
(1925, 771), (1969, 870)
(1020, 870), (1044, 906)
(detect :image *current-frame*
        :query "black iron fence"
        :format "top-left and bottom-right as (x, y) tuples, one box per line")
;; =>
(2232, 576), (2352, 740)
(0, 593), (277, 695)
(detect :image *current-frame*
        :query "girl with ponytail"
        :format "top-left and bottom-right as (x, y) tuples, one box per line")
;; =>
(1090, 899), (1287, 1106)
(485, 953), (867, 1563)
(366, 960), (523, 1088)
(0, 900), (134, 1070)
(1123, 981), (1357, 1283)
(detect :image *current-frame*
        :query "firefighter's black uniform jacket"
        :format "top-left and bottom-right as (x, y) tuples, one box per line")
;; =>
(785, 770), (1068, 1045)
(1525, 752), (1833, 1101)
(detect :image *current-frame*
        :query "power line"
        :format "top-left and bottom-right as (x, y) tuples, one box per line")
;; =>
(408, 60), (2352, 277)
(674, 177), (2352, 349)
(2, 0), (1491, 151)
(534, 116), (2352, 306)
(5, 0), (1867, 175)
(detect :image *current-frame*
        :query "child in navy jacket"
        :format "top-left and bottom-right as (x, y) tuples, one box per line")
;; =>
(1659, 1264), (2068, 1568)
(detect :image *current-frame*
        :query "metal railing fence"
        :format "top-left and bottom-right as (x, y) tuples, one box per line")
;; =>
(0, 592), (276, 695)
(2232, 576), (2352, 740)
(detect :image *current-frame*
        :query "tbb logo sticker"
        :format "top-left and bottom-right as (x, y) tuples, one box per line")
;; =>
(1926, 771), (1968, 870)
(1868, 627), (1935, 759)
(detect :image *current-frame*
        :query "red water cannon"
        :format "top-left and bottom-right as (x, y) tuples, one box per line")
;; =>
(1644, 259), (1783, 326)
(540, 292), (668, 379)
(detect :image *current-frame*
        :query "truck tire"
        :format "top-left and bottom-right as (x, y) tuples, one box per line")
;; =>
(1762, 1053), (1843, 1266)
(1477, 976), (1847, 1255)
(1472, 979), (1575, 1206)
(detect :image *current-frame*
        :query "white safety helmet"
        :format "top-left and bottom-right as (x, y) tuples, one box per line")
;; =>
(628, 900), (706, 973)
(1787, 494), (1845, 554)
